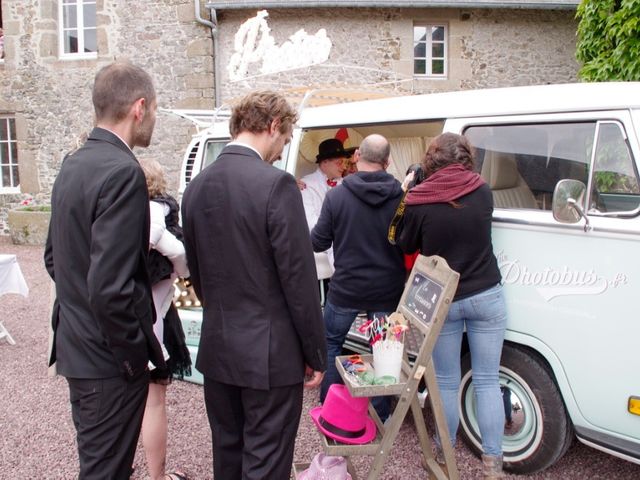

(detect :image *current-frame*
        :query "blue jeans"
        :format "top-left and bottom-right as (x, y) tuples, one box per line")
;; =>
(320, 301), (391, 421)
(432, 283), (506, 457)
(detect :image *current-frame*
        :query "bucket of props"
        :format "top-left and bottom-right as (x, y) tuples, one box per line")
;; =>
(372, 340), (403, 383)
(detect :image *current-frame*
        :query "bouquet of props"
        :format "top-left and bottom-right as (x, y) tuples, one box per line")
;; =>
(340, 313), (409, 385)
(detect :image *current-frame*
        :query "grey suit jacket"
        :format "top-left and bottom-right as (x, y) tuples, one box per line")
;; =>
(181, 145), (327, 389)
(44, 127), (165, 380)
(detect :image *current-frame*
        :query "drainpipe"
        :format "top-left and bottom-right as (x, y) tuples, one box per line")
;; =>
(194, 0), (222, 108)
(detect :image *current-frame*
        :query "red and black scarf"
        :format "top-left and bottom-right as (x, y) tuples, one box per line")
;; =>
(405, 163), (485, 205)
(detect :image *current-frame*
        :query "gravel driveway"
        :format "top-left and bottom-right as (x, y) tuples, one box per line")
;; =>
(1, 239), (639, 479)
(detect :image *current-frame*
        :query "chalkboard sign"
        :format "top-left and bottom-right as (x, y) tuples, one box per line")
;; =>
(401, 271), (443, 328)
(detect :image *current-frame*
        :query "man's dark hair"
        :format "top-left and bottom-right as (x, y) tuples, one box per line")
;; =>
(229, 90), (298, 138)
(92, 61), (156, 122)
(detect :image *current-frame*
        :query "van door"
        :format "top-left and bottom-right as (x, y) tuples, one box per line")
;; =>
(459, 113), (640, 458)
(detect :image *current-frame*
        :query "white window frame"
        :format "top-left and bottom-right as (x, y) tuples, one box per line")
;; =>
(0, 116), (19, 193)
(413, 23), (448, 78)
(58, 0), (97, 60)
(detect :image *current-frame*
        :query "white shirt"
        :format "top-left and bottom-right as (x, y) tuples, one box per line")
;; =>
(227, 140), (263, 160)
(301, 168), (342, 229)
(149, 201), (189, 278)
(300, 168), (342, 279)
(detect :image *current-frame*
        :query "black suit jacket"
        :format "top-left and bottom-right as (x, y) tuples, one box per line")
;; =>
(44, 127), (165, 380)
(181, 145), (326, 390)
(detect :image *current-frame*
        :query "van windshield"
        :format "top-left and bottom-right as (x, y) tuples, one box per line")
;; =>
(203, 140), (228, 169)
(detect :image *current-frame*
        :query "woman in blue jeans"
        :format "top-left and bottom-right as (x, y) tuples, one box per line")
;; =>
(396, 132), (506, 479)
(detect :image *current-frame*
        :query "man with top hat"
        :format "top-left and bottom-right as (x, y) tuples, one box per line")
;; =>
(300, 138), (355, 282)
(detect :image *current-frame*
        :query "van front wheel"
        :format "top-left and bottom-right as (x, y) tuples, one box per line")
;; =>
(458, 344), (573, 474)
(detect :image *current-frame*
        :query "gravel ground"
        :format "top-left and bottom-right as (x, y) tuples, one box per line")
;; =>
(1, 239), (640, 479)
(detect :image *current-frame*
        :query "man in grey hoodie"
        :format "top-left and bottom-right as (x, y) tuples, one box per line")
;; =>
(311, 134), (406, 420)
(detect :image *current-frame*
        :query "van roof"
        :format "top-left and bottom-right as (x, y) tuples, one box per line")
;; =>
(297, 82), (640, 130)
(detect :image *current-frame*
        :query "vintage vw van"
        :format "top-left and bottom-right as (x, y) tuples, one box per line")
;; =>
(177, 82), (640, 474)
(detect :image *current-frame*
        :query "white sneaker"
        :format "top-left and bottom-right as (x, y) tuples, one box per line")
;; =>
(417, 389), (428, 409)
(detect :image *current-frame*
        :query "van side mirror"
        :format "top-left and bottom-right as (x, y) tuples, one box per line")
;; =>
(552, 179), (591, 231)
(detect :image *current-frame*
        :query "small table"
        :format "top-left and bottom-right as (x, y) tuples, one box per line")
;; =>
(0, 254), (29, 345)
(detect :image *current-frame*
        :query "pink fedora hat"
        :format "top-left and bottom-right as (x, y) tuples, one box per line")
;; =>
(310, 384), (377, 445)
(298, 453), (352, 480)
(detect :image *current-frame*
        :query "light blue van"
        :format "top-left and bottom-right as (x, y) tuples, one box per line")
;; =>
(176, 82), (640, 474)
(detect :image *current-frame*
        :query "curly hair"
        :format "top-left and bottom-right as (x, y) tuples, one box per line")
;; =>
(139, 158), (167, 198)
(422, 132), (476, 179)
(229, 90), (298, 138)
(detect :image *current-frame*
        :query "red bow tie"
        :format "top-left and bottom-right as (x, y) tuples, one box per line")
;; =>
(327, 179), (338, 187)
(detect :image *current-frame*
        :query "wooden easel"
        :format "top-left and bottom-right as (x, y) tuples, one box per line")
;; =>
(293, 255), (460, 480)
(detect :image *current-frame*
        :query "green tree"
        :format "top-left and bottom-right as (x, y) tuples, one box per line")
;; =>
(576, 0), (640, 81)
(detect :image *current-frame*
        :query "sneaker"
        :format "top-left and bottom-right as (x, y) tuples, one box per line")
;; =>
(417, 389), (428, 409)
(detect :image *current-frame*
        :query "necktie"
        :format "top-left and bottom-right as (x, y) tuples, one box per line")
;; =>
(327, 179), (337, 187)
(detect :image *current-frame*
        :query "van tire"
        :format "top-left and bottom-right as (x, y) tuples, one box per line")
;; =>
(458, 344), (573, 474)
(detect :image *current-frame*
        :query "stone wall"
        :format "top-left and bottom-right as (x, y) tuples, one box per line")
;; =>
(215, 7), (579, 100)
(0, 0), (214, 234)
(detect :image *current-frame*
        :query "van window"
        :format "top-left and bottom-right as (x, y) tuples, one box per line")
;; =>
(465, 123), (596, 210)
(590, 122), (640, 214)
(203, 140), (228, 170)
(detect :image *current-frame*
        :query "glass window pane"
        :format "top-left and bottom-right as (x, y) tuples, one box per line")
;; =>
(10, 142), (18, 163)
(432, 60), (444, 75)
(84, 29), (97, 52)
(414, 42), (426, 58)
(1, 165), (9, 187)
(592, 123), (640, 212)
(204, 141), (228, 169)
(12, 164), (19, 187)
(432, 43), (444, 58)
(64, 5), (78, 29)
(0, 119), (7, 139)
(413, 26), (426, 43)
(432, 26), (445, 42)
(0, 143), (8, 164)
(65, 31), (79, 54)
(466, 122), (597, 210)
(414, 60), (426, 75)
(83, 3), (96, 28)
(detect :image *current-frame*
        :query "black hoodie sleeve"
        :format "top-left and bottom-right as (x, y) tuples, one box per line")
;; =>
(310, 194), (334, 252)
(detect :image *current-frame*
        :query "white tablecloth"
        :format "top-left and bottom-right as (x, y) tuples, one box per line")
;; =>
(0, 254), (29, 298)
(0, 254), (28, 345)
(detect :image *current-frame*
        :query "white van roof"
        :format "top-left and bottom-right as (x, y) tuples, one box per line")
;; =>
(297, 82), (640, 130)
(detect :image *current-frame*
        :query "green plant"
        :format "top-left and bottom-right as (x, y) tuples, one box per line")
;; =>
(576, 0), (640, 81)
(17, 205), (51, 212)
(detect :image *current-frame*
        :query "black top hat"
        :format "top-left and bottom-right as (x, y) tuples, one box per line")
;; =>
(316, 138), (355, 163)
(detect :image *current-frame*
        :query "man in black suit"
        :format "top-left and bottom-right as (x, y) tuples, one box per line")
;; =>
(44, 61), (165, 479)
(181, 90), (327, 480)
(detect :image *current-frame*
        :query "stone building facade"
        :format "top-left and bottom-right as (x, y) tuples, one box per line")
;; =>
(0, 0), (215, 234)
(213, 5), (579, 100)
(0, 0), (579, 235)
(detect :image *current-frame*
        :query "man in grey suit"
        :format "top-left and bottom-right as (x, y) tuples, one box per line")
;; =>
(181, 90), (327, 480)
(44, 62), (165, 479)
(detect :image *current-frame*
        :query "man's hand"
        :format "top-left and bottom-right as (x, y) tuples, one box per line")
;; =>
(296, 179), (307, 191)
(304, 365), (324, 388)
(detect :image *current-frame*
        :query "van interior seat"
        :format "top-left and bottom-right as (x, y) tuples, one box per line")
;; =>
(481, 149), (539, 209)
